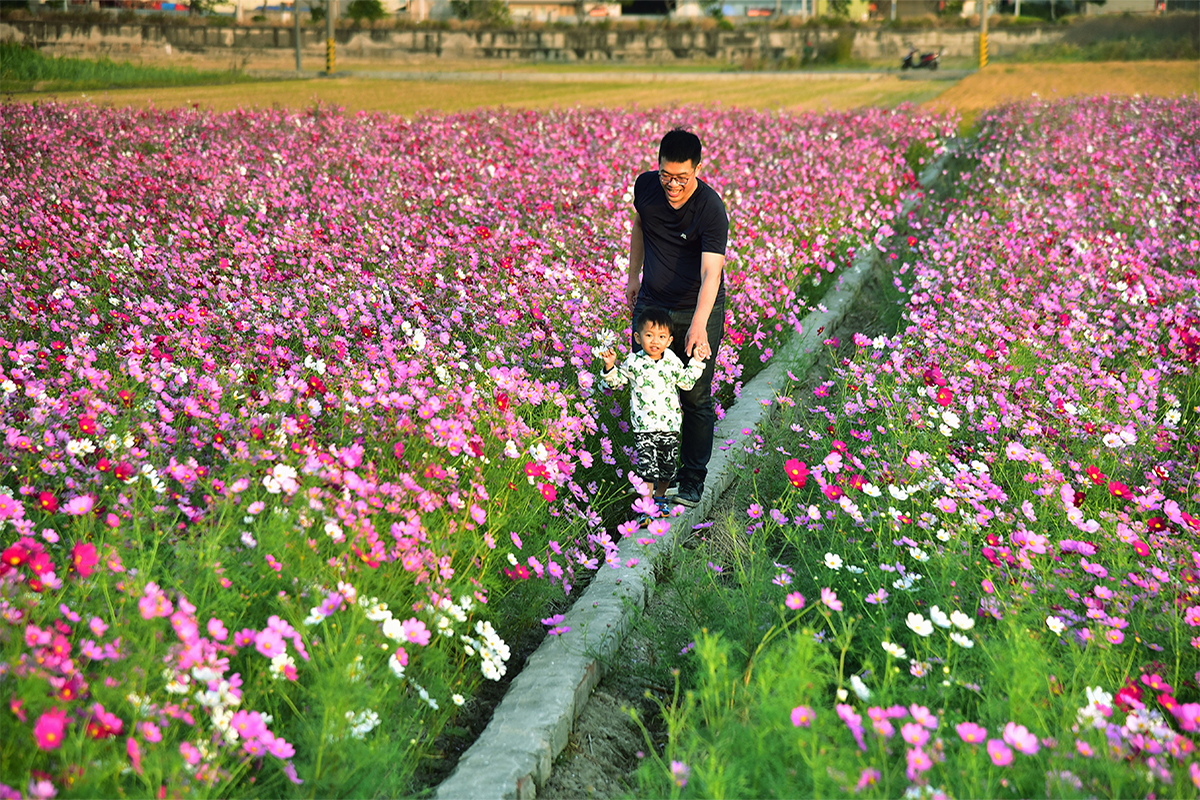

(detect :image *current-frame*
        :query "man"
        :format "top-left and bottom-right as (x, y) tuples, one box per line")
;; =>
(625, 128), (728, 508)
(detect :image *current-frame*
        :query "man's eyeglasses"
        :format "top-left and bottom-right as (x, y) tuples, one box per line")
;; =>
(659, 170), (694, 187)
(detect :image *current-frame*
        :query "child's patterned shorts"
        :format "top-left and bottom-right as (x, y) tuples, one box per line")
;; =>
(634, 431), (680, 485)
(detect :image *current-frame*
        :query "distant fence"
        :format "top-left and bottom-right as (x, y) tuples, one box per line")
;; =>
(0, 20), (1075, 61)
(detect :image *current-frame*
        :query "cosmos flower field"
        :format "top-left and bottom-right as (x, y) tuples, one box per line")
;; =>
(0, 100), (954, 797)
(635, 95), (1200, 799)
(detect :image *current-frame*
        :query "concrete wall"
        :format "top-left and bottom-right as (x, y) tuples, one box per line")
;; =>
(0, 19), (1067, 61)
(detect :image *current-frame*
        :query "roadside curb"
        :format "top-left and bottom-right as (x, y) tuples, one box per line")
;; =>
(433, 150), (952, 800)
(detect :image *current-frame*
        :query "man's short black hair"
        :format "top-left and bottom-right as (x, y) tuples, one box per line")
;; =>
(658, 129), (702, 168)
(636, 306), (674, 335)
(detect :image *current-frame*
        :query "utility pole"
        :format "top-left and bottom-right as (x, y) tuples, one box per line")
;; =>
(890, 0), (895, 20)
(325, 0), (335, 75)
(294, 0), (302, 72)
(979, 0), (987, 68)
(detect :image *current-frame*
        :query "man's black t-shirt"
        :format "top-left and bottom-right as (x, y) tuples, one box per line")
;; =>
(634, 171), (728, 310)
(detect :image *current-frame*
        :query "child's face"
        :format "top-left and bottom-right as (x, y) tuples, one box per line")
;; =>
(635, 322), (673, 360)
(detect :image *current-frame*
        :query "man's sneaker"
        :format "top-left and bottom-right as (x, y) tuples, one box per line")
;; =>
(675, 482), (703, 508)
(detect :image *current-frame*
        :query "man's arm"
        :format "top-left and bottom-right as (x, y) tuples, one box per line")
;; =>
(684, 251), (724, 359)
(626, 213), (644, 309)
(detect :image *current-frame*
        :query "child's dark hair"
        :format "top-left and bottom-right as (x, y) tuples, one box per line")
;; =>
(636, 306), (673, 334)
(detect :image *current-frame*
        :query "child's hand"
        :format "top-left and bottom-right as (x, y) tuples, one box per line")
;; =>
(601, 348), (617, 371)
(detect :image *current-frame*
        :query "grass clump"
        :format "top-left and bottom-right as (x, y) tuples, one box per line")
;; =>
(0, 42), (261, 92)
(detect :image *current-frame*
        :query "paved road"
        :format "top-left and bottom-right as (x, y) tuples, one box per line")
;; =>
(253, 67), (973, 82)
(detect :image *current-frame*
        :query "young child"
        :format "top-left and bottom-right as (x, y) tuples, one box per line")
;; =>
(600, 306), (706, 521)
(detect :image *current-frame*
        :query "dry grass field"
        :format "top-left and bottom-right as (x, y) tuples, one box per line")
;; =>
(8, 58), (1196, 120)
(12, 72), (947, 116)
(928, 60), (1199, 115)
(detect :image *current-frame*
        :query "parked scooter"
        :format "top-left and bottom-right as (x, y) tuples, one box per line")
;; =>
(901, 48), (940, 70)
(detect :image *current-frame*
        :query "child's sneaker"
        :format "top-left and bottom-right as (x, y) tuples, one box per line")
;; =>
(635, 511), (652, 528)
(653, 496), (673, 518)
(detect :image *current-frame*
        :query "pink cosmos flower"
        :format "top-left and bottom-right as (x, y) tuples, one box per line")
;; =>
(26, 781), (56, 800)
(1107, 480), (1132, 500)
(127, 737), (143, 775)
(283, 761), (304, 785)
(267, 734), (296, 759)
(987, 738), (1014, 766)
(1140, 673), (1172, 693)
(138, 582), (173, 619)
(33, 707), (69, 750)
(207, 618), (228, 641)
(935, 497), (957, 514)
(791, 706), (814, 727)
(400, 618), (432, 646)
(64, 495), (94, 516)
(956, 721), (987, 743)
(255, 629), (286, 658)
(900, 722), (929, 748)
(670, 761), (689, 788)
(141, 722), (162, 743)
(784, 458), (809, 488)
(820, 587), (842, 612)
(856, 768), (881, 791)
(1002, 721), (1040, 755)
(71, 542), (98, 577)
(905, 746), (933, 780)
(909, 704), (937, 730)
(785, 592), (805, 610)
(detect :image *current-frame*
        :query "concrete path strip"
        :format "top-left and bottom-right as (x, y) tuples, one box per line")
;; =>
(433, 152), (952, 800)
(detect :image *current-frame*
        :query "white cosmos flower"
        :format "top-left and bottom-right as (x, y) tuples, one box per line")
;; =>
(849, 674), (871, 701)
(888, 485), (910, 501)
(950, 610), (975, 631)
(862, 482), (881, 497)
(906, 613), (933, 637)
(882, 640), (907, 659)
(929, 606), (952, 628)
(824, 553), (844, 570)
(949, 632), (974, 649)
(1046, 615), (1066, 635)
